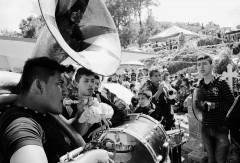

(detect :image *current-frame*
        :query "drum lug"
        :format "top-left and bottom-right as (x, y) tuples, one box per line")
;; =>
(145, 135), (152, 142)
(136, 114), (141, 120)
(157, 155), (163, 162)
(163, 141), (169, 148)
(115, 132), (120, 142)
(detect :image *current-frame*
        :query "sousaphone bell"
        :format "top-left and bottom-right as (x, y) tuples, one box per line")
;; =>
(32, 0), (122, 76)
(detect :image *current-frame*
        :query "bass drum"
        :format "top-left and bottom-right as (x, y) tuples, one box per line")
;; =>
(99, 114), (169, 163)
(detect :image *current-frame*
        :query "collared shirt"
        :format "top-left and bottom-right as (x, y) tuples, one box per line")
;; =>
(198, 75), (234, 125)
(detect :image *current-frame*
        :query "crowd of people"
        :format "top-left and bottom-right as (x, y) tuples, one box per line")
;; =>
(0, 52), (240, 163)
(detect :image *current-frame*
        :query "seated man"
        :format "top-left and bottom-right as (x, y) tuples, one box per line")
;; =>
(0, 57), (113, 163)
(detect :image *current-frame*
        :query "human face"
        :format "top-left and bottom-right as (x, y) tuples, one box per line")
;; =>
(197, 59), (212, 77)
(150, 71), (161, 85)
(94, 79), (100, 92)
(43, 72), (65, 114)
(77, 75), (95, 97)
(138, 94), (151, 107)
(182, 80), (187, 86)
(143, 70), (148, 76)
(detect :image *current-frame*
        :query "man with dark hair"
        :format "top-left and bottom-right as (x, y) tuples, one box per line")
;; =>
(92, 75), (125, 127)
(141, 69), (175, 129)
(141, 68), (178, 162)
(0, 57), (113, 163)
(196, 54), (234, 163)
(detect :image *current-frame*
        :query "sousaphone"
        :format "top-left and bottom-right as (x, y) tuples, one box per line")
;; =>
(33, 0), (121, 76)
(0, 0), (122, 150)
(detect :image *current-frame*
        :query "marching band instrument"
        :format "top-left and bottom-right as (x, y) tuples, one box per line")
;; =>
(33, 0), (121, 76)
(161, 81), (177, 100)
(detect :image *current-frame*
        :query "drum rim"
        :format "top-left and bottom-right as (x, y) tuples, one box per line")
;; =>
(127, 113), (168, 137)
(99, 113), (169, 163)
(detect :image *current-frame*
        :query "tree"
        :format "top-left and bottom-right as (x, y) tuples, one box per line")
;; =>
(137, 11), (160, 46)
(119, 21), (138, 48)
(0, 29), (22, 37)
(106, 0), (133, 31)
(236, 25), (240, 30)
(131, 0), (160, 28)
(19, 15), (45, 38)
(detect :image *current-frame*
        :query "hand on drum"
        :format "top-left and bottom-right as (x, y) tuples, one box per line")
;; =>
(75, 149), (114, 163)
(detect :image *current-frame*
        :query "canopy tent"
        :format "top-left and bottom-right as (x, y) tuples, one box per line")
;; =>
(0, 36), (158, 73)
(0, 36), (36, 72)
(149, 25), (199, 42)
(62, 50), (158, 66)
(119, 61), (144, 69)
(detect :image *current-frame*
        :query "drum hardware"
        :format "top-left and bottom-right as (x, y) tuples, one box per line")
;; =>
(157, 155), (163, 162)
(97, 114), (169, 163)
(153, 125), (158, 130)
(60, 137), (116, 163)
(163, 141), (169, 148)
(136, 113), (141, 120)
(115, 132), (120, 142)
(166, 129), (185, 148)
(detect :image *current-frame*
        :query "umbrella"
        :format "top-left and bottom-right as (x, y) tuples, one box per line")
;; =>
(149, 25), (199, 42)
(119, 61), (144, 69)
(102, 83), (134, 105)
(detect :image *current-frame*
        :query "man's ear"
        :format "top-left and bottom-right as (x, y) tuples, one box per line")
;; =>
(31, 80), (43, 95)
(149, 97), (152, 101)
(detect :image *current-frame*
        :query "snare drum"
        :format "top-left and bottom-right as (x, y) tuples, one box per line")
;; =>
(166, 129), (185, 148)
(99, 113), (169, 163)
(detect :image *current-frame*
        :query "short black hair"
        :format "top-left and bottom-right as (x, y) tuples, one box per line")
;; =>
(65, 64), (75, 73)
(130, 83), (135, 89)
(94, 74), (100, 80)
(20, 57), (65, 94)
(149, 69), (159, 77)
(75, 67), (95, 83)
(197, 54), (212, 64)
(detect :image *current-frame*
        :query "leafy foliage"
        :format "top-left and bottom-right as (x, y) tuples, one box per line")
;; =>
(197, 37), (222, 46)
(119, 21), (138, 48)
(214, 50), (237, 74)
(0, 29), (22, 37)
(19, 15), (45, 38)
(236, 25), (240, 29)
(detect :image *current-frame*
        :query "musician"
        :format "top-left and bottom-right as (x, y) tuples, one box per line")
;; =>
(0, 57), (113, 163)
(141, 69), (178, 162)
(196, 54), (234, 163)
(71, 68), (114, 137)
(92, 75), (125, 127)
(134, 89), (162, 121)
(141, 69), (176, 130)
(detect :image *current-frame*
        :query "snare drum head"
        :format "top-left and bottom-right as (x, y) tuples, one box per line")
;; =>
(100, 114), (169, 163)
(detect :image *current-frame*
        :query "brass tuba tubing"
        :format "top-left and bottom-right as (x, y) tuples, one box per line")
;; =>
(50, 114), (86, 148)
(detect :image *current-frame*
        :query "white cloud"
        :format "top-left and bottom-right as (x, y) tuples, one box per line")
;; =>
(0, 0), (40, 31)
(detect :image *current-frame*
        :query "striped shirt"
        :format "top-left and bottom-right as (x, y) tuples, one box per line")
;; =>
(199, 75), (234, 126)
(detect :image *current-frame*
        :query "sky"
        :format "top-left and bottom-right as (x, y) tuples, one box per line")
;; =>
(152, 0), (240, 29)
(0, 0), (240, 32)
